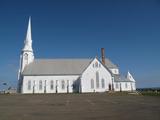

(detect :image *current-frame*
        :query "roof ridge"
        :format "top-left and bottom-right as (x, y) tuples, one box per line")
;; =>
(35, 58), (92, 60)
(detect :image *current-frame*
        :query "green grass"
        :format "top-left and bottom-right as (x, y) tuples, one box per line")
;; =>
(140, 91), (160, 96)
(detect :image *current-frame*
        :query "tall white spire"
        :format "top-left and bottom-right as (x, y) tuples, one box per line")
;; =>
(23, 17), (33, 51)
(18, 17), (34, 93)
(20, 16), (34, 72)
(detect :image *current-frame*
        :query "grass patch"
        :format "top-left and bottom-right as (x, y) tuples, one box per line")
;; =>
(140, 91), (160, 96)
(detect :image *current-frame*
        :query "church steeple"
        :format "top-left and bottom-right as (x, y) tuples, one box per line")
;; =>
(18, 17), (35, 93)
(20, 17), (34, 73)
(23, 17), (33, 52)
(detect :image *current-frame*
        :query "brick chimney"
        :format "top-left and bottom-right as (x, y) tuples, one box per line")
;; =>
(101, 48), (105, 65)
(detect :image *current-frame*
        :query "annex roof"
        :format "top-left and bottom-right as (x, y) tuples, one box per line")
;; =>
(114, 74), (133, 82)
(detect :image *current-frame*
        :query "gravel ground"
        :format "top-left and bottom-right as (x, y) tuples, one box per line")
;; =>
(0, 93), (160, 120)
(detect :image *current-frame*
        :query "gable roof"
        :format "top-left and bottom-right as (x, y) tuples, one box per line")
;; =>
(114, 74), (133, 82)
(22, 58), (118, 75)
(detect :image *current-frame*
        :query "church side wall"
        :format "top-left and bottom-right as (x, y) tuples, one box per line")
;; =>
(114, 82), (136, 91)
(22, 75), (79, 94)
(81, 59), (112, 93)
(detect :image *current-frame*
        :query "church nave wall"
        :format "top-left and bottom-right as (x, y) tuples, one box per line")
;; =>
(22, 75), (79, 94)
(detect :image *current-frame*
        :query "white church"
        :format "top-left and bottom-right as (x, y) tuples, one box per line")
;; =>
(18, 18), (136, 94)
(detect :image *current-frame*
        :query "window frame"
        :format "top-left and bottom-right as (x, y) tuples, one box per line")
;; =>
(39, 80), (43, 90)
(27, 80), (31, 90)
(125, 83), (128, 88)
(95, 62), (98, 68)
(116, 83), (119, 89)
(50, 80), (54, 90)
(61, 80), (65, 90)
(91, 79), (94, 89)
(101, 78), (105, 88)
(96, 71), (99, 88)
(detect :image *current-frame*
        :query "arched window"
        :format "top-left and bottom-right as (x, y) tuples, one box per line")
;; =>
(67, 80), (69, 87)
(28, 80), (31, 90)
(95, 62), (98, 68)
(39, 80), (43, 90)
(101, 78), (105, 88)
(91, 79), (94, 89)
(61, 80), (65, 89)
(50, 80), (54, 90)
(24, 53), (28, 65)
(96, 71), (99, 88)
(24, 53), (28, 60)
(116, 83), (119, 89)
(56, 80), (58, 87)
(125, 83), (128, 88)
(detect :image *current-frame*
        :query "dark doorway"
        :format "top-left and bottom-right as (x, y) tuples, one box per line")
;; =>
(109, 84), (111, 91)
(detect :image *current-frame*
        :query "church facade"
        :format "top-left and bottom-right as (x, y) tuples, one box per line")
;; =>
(18, 18), (136, 94)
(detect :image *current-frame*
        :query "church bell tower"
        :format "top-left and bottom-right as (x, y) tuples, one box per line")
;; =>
(20, 17), (34, 73)
(18, 17), (34, 92)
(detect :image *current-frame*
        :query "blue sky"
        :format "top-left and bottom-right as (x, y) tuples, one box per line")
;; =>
(0, 0), (160, 89)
